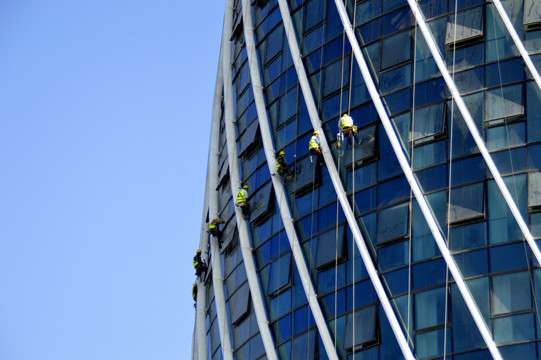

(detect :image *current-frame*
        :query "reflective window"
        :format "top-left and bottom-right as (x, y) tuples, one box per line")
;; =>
(454, 249), (488, 277)
(323, 57), (350, 96)
(491, 147), (527, 174)
(378, 240), (409, 272)
(416, 164), (448, 192)
(377, 176), (410, 207)
(376, 202), (409, 243)
(316, 225), (345, 269)
(344, 125), (377, 168)
(304, 0), (325, 32)
(494, 313), (535, 344)
(413, 258), (446, 290)
(415, 328), (451, 359)
(449, 221), (487, 251)
(524, 0), (541, 26)
(264, 26), (283, 64)
(528, 172), (541, 207)
(527, 82), (541, 143)
(415, 287), (447, 329)
(454, 66), (484, 94)
(450, 156), (485, 186)
(488, 174), (527, 244)
(238, 121), (260, 157)
(343, 305), (378, 350)
(485, 84), (524, 122)
(250, 182), (274, 223)
(381, 7), (412, 36)
(492, 271), (532, 315)
(445, 7), (484, 46)
(293, 156), (321, 194)
(381, 31), (411, 70)
(269, 289), (292, 321)
(412, 103), (445, 142)
(489, 243), (530, 272)
(380, 64), (411, 95)
(414, 77), (447, 108)
(449, 182), (485, 223)
(486, 3), (520, 62)
(451, 277), (490, 352)
(267, 252), (291, 295)
(230, 282), (251, 324)
(485, 58), (524, 87)
(291, 330), (316, 358)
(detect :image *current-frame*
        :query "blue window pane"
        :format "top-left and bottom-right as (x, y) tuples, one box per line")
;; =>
(451, 277), (489, 352)
(415, 328), (451, 359)
(275, 314), (292, 343)
(343, 305), (377, 350)
(377, 176), (410, 207)
(499, 343), (537, 359)
(527, 82), (541, 143)
(412, 103), (445, 142)
(269, 289), (292, 321)
(486, 4), (520, 62)
(383, 267), (409, 296)
(302, 25), (324, 55)
(492, 271), (532, 315)
(485, 85), (524, 122)
(454, 66), (484, 94)
(380, 64), (411, 95)
(354, 186), (377, 215)
(346, 280), (379, 310)
(454, 249), (488, 278)
(413, 258), (447, 290)
(524, 0), (541, 26)
(323, 58), (350, 96)
(316, 225), (345, 269)
(412, 200), (438, 261)
(359, 18), (381, 44)
(412, 140), (448, 169)
(529, 172), (541, 207)
(415, 161), (447, 192)
(494, 313), (535, 344)
(317, 263), (346, 296)
(414, 78), (446, 108)
(485, 58), (524, 87)
(322, 287), (346, 317)
(491, 147), (527, 175)
(378, 124), (402, 180)
(530, 144), (541, 171)
(381, 7), (412, 36)
(229, 283), (250, 324)
(303, 0), (325, 32)
(451, 156), (485, 186)
(356, 0), (381, 24)
(449, 222), (487, 251)
(489, 243), (530, 273)
(447, 43), (485, 72)
(449, 182), (485, 223)
(291, 330), (316, 358)
(292, 305), (315, 336)
(415, 287), (447, 329)
(293, 155), (320, 194)
(324, 37), (351, 65)
(445, 7), (484, 45)
(419, 0), (447, 19)
(381, 31), (412, 70)
(344, 125), (377, 168)
(383, 87), (411, 115)
(376, 202), (409, 243)
(449, 92), (483, 159)
(488, 175), (527, 244)
(264, 26), (283, 64)
(267, 253), (291, 294)
(326, 1), (342, 41)
(378, 240), (409, 272)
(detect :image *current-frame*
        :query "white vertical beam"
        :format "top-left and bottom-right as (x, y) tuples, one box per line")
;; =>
(196, 32), (227, 360)
(492, 0), (541, 92)
(334, 0), (502, 358)
(276, 1), (415, 359)
(208, 2), (236, 359)
(407, 0), (541, 311)
(241, 1), (339, 358)
(218, 3), (279, 360)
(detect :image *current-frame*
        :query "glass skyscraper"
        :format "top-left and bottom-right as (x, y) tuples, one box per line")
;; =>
(193, 0), (541, 359)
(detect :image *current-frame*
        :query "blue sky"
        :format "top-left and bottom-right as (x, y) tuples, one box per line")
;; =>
(0, 1), (224, 359)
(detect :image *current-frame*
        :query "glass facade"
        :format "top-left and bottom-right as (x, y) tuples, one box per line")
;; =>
(196, 0), (541, 359)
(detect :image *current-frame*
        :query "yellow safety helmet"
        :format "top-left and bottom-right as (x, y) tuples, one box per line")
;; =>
(313, 131), (319, 135)
(193, 283), (197, 287)
(279, 151), (285, 156)
(243, 185), (249, 189)
(196, 249), (201, 254)
(342, 113), (349, 118)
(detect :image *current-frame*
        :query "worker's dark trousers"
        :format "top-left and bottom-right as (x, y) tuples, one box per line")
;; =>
(240, 204), (249, 219)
